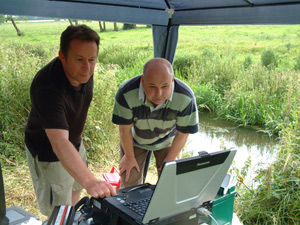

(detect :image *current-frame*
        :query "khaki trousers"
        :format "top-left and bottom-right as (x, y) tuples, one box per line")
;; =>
(26, 143), (87, 217)
(120, 145), (170, 188)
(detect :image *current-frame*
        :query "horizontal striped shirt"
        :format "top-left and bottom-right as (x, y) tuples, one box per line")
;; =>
(112, 75), (199, 150)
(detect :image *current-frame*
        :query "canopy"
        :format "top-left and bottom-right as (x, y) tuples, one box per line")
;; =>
(1, 0), (300, 62)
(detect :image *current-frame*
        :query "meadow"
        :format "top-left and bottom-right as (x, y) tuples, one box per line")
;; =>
(0, 20), (300, 224)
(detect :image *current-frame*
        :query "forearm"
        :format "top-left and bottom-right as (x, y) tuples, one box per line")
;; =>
(52, 138), (97, 188)
(45, 129), (97, 188)
(119, 124), (134, 158)
(45, 128), (116, 199)
(118, 124), (141, 180)
(166, 131), (190, 160)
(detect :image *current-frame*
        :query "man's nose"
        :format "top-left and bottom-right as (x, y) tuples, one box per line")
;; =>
(156, 88), (162, 96)
(82, 60), (90, 71)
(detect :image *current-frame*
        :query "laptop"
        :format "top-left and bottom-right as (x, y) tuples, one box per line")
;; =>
(100, 148), (237, 225)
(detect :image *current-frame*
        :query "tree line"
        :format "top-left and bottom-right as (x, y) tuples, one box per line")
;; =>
(0, 15), (147, 36)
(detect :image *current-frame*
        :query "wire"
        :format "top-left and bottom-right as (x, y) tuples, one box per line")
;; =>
(197, 207), (219, 225)
(207, 213), (219, 225)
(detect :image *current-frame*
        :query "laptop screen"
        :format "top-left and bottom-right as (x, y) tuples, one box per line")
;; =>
(142, 148), (236, 223)
(175, 149), (232, 202)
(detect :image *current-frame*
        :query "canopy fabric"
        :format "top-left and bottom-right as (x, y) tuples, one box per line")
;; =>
(1, 0), (300, 63)
(1, 0), (300, 26)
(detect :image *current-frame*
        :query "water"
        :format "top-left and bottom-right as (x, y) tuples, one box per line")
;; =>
(185, 112), (279, 181)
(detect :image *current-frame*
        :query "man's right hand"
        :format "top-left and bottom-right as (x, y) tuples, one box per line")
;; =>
(85, 179), (116, 199)
(119, 155), (140, 182)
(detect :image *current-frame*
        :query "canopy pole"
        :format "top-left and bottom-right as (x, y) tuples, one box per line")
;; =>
(152, 24), (179, 64)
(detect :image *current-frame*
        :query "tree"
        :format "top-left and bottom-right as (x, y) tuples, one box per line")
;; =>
(8, 15), (22, 36)
(68, 19), (73, 26)
(113, 22), (118, 31)
(98, 21), (106, 32)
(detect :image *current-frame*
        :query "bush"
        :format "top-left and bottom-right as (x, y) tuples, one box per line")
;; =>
(0, 43), (41, 162)
(173, 53), (200, 79)
(294, 54), (300, 71)
(99, 44), (151, 69)
(123, 23), (135, 30)
(261, 49), (278, 68)
(83, 64), (120, 164)
(243, 55), (253, 69)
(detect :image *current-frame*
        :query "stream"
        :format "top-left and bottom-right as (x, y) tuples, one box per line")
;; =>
(186, 112), (279, 182)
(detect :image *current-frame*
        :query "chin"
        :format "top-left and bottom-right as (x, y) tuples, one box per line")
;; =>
(153, 100), (164, 105)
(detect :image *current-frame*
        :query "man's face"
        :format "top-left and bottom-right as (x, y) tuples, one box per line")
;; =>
(141, 64), (174, 107)
(59, 39), (98, 87)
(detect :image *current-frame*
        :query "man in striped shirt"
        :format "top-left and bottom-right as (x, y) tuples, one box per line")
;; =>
(112, 58), (199, 188)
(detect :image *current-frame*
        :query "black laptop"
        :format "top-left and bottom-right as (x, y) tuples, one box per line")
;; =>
(100, 148), (237, 225)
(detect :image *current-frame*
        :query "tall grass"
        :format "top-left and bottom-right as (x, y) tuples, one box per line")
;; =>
(234, 105), (300, 224)
(0, 22), (300, 223)
(0, 42), (54, 162)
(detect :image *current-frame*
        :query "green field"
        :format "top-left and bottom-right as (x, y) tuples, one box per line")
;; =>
(1, 20), (300, 223)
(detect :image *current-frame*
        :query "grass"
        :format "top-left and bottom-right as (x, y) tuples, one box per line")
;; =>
(1, 20), (300, 223)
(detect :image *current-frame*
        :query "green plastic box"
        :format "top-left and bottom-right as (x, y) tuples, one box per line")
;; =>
(210, 186), (236, 225)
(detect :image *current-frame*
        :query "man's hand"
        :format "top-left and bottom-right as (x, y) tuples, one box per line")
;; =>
(119, 154), (140, 182)
(85, 179), (116, 198)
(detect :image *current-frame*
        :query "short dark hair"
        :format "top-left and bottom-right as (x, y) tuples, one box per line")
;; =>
(60, 24), (100, 57)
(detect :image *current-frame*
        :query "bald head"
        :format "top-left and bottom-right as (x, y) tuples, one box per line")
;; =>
(141, 58), (174, 107)
(143, 58), (174, 80)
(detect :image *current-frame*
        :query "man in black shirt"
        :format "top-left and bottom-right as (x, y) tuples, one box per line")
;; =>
(25, 25), (116, 217)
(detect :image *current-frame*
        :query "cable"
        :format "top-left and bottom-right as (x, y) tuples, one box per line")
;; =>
(197, 207), (219, 225)
(207, 213), (219, 225)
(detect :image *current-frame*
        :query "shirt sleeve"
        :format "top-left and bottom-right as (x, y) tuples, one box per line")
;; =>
(112, 86), (133, 125)
(176, 94), (199, 134)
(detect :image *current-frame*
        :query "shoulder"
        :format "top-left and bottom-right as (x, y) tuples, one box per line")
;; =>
(119, 75), (141, 92)
(30, 58), (63, 99)
(116, 75), (141, 98)
(174, 78), (195, 99)
(31, 58), (60, 87)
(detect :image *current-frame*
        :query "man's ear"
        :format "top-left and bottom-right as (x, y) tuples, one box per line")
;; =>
(58, 50), (65, 62)
(141, 75), (145, 87)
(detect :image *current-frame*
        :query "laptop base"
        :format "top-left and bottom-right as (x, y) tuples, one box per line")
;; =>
(107, 208), (200, 225)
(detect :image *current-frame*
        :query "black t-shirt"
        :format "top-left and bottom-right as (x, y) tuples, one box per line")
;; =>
(25, 57), (93, 162)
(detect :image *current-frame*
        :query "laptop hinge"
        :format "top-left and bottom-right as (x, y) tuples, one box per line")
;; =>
(198, 151), (209, 158)
(200, 200), (213, 211)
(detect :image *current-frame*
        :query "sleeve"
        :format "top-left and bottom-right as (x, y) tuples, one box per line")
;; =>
(112, 86), (134, 125)
(176, 94), (199, 134)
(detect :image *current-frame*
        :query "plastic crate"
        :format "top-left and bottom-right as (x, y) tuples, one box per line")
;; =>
(210, 186), (236, 225)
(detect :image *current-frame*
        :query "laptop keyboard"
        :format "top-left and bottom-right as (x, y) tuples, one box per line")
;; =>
(124, 197), (151, 216)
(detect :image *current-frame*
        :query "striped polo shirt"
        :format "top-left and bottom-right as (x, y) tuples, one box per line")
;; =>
(112, 75), (199, 151)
